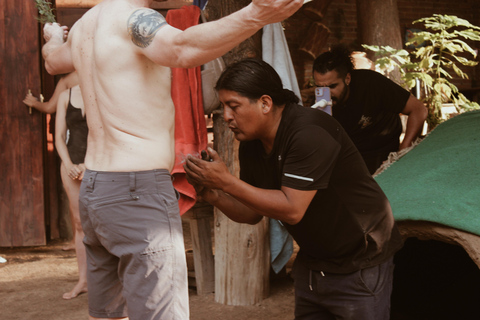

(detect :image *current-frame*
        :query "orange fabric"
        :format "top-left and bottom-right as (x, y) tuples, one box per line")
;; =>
(166, 5), (207, 215)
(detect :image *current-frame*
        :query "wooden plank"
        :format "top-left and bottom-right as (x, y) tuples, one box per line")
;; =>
(56, 0), (192, 9)
(151, 1), (193, 9)
(183, 203), (215, 295)
(0, 0), (45, 246)
(56, 0), (101, 8)
(0, 0), (8, 247)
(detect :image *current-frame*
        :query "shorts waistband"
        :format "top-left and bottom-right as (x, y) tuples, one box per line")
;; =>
(84, 169), (171, 182)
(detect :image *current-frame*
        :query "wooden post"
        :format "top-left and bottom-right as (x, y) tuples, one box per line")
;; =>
(205, 1), (270, 304)
(182, 202), (215, 295)
(356, 0), (403, 80)
(356, 0), (403, 50)
(211, 109), (270, 305)
(0, 0), (46, 246)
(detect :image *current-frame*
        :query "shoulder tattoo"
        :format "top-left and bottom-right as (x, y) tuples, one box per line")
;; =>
(127, 8), (167, 48)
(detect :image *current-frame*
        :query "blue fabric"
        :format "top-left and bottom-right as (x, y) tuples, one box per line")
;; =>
(193, 0), (208, 10)
(270, 218), (294, 273)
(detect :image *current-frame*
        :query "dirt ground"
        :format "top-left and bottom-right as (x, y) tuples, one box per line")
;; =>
(4, 226), (480, 320)
(0, 220), (296, 320)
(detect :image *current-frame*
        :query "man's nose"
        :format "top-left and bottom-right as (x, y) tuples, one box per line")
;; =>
(223, 108), (233, 123)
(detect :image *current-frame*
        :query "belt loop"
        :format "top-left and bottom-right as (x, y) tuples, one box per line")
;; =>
(130, 172), (139, 200)
(129, 172), (136, 192)
(86, 171), (97, 192)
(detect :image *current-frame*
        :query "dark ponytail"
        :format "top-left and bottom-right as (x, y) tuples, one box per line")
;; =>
(216, 58), (299, 106)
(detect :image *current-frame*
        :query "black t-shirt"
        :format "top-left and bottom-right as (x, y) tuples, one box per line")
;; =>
(239, 104), (403, 273)
(333, 69), (410, 171)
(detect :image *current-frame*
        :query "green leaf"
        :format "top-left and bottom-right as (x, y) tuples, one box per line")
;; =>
(35, 0), (56, 24)
(363, 13), (480, 124)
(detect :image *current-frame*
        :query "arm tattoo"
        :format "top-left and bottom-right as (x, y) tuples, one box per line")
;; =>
(127, 8), (167, 48)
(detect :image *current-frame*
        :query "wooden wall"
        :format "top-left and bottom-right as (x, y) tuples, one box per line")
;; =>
(0, 1), (46, 246)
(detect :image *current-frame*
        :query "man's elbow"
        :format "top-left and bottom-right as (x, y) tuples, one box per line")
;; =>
(42, 47), (57, 75)
(45, 61), (73, 76)
(419, 103), (428, 121)
(283, 211), (304, 225)
(43, 52), (74, 75)
(244, 214), (264, 225)
(169, 47), (206, 69)
(44, 61), (57, 75)
(407, 97), (428, 120)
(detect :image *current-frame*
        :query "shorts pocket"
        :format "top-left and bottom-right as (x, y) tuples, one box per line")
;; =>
(359, 264), (381, 294)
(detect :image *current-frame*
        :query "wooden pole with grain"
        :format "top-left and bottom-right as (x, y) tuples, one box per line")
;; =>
(206, 0), (271, 306)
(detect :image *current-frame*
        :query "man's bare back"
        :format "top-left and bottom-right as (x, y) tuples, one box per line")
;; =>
(69, 0), (175, 172)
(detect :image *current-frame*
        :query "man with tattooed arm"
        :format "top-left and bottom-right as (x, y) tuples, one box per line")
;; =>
(41, 0), (303, 319)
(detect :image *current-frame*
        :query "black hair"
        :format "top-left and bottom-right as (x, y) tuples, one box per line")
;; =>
(215, 58), (299, 107)
(312, 44), (354, 78)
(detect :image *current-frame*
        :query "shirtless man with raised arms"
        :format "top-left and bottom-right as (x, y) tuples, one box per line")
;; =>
(42, 0), (302, 319)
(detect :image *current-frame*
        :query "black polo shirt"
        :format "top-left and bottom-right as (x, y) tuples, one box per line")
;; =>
(239, 104), (403, 273)
(333, 69), (411, 173)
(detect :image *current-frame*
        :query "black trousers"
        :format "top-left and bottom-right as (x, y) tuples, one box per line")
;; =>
(292, 257), (395, 320)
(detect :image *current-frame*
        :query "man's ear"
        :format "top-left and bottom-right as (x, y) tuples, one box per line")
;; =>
(260, 95), (273, 114)
(345, 73), (351, 86)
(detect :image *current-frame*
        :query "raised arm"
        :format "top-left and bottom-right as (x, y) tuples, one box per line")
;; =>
(130, 0), (303, 68)
(400, 95), (428, 150)
(42, 23), (75, 75)
(23, 72), (79, 114)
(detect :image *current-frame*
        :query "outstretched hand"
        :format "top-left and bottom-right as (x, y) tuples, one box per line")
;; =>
(250, 0), (303, 25)
(43, 23), (69, 42)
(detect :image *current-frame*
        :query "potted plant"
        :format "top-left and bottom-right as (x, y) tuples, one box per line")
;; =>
(363, 14), (480, 129)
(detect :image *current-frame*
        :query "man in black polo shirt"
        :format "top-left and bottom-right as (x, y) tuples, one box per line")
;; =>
(313, 45), (428, 174)
(184, 59), (403, 320)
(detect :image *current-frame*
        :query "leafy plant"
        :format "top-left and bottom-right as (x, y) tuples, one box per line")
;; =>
(363, 14), (480, 129)
(35, 0), (56, 24)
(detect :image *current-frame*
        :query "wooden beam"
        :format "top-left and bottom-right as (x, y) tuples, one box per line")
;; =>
(151, 1), (193, 9)
(56, 0), (192, 9)
(56, 0), (101, 8)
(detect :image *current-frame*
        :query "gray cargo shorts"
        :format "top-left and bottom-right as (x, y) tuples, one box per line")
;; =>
(79, 169), (189, 320)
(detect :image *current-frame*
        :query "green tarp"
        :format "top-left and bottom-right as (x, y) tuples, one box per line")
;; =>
(375, 110), (480, 235)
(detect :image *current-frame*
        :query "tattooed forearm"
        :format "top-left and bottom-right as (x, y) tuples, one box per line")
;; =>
(127, 8), (167, 48)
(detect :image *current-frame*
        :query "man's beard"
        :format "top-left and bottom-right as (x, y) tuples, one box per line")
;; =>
(333, 81), (349, 106)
